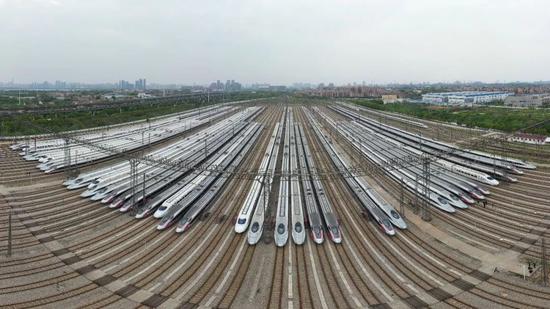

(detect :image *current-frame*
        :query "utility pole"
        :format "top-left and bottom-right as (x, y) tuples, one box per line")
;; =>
(542, 238), (548, 286)
(7, 210), (12, 257)
(142, 171), (146, 206)
(414, 174), (419, 215)
(64, 138), (71, 180)
(422, 156), (432, 221)
(400, 177), (406, 218)
(130, 159), (138, 208)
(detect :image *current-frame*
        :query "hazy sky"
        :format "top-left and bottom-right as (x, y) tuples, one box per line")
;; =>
(1, 0), (549, 85)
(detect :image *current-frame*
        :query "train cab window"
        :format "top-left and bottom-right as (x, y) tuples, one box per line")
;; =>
(251, 222), (260, 233)
(382, 219), (392, 229)
(313, 226), (321, 236)
(277, 224), (285, 235)
(159, 206), (167, 211)
(390, 210), (400, 219)
(450, 194), (459, 201)
(97, 188), (107, 193)
(75, 178), (83, 183)
(295, 222), (303, 233)
(331, 226), (340, 238)
(487, 176), (495, 180)
(237, 218), (246, 225)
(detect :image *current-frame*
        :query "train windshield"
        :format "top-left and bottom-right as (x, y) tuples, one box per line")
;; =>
(294, 222), (303, 233)
(382, 219), (392, 230)
(450, 194), (459, 201)
(159, 206), (167, 211)
(390, 210), (401, 219)
(160, 216), (171, 225)
(277, 223), (285, 234)
(313, 226), (322, 237)
(487, 176), (495, 180)
(331, 226), (340, 238)
(237, 218), (246, 225)
(437, 196), (448, 204)
(251, 222), (260, 233)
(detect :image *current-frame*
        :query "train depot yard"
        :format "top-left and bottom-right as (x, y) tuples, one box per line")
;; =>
(1, 98), (549, 309)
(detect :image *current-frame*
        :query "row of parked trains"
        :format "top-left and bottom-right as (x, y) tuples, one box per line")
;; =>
(307, 104), (535, 235)
(10, 102), (536, 241)
(235, 107), (342, 246)
(10, 105), (233, 173)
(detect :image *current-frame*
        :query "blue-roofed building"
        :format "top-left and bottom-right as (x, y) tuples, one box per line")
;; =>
(422, 91), (512, 106)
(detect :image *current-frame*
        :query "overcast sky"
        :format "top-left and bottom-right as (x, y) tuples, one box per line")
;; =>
(1, 0), (549, 85)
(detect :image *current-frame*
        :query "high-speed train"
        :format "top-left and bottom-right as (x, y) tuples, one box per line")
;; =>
(289, 110), (306, 245)
(235, 123), (280, 234)
(275, 112), (291, 247)
(346, 115), (505, 185)
(337, 124), (456, 213)
(318, 111), (456, 213)
(307, 110), (396, 235)
(155, 119), (262, 224)
(360, 132), (475, 205)
(15, 106), (234, 173)
(336, 101), (428, 129)
(248, 119), (283, 245)
(97, 117), (252, 206)
(327, 119), (411, 226)
(177, 125), (262, 233)
(153, 125), (249, 219)
(294, 124), (324, 244)
(297, 122), (342, 243)
(345, 123), (465, 210)
(332, 105), (530, 178)
(112, 120), (251, 210)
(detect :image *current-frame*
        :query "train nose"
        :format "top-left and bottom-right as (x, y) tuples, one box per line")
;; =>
(471, 191), (485, 200)
(109, 199), (123, 208)
(119, 203), (132, 212)
(176, 222), (190, 233)
(460, 194), (474, 204)
(312, 227), (323, 244)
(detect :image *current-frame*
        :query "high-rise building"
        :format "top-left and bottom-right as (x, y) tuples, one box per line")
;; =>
(133, 78), (147, 90)
(119, 80), (133, 90)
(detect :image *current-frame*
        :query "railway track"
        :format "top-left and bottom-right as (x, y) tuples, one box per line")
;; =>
(2, 102), (550, 308)
(1, 103), (274, 306)
(309, 105), (550, 308)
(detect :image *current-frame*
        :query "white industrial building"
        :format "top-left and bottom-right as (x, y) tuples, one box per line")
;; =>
(504, 94), (550, 107)
(422, 91), (512, 106)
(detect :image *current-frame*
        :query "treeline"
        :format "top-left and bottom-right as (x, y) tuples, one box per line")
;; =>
(0, 91), (279, 137)
(349, 99), (550, 135)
